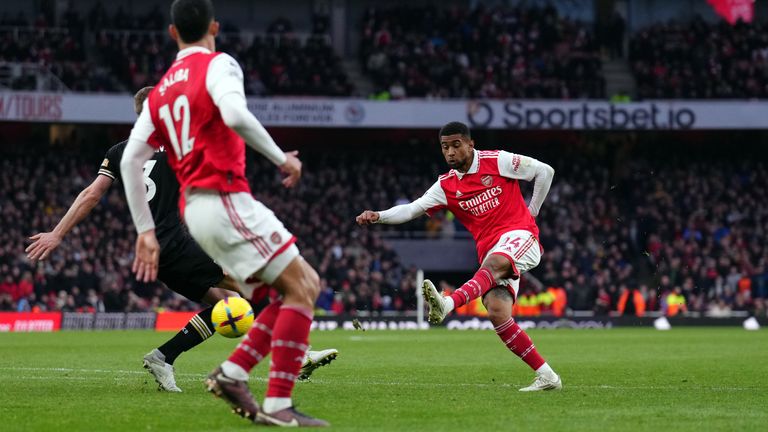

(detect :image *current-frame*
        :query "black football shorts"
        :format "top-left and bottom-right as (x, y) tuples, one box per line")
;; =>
(157, 233), (225, 303)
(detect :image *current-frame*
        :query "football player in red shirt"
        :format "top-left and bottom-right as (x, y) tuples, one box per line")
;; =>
(357, 121), (562, 392)
(121, 0), (327, 426)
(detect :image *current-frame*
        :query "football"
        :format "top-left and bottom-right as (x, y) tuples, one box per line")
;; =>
(211, 296), (255, 338)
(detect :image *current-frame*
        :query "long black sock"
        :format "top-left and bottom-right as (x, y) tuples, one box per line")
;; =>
(158, 306), (215, 365)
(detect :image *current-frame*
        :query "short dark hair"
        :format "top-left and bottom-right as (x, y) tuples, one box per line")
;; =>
(439, 121), (471, 139)
(171, 0), (214, 43)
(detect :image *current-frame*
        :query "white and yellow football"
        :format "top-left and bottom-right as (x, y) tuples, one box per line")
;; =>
(211, 296), (254, 338)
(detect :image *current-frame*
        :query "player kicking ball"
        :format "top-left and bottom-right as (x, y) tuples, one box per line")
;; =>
(356, 121), (562, 392)
(122, 0), (329, 426)
(26, 87), (337, 393)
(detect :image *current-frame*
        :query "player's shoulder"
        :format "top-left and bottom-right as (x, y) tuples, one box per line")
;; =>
(477, 150), (501, 159)
(206, 52), (243, 85)
(99, 140), (128, 179)
(210, 52), (242, 71)
(105, 140), (129, 158)
(438, 170), (458, 182)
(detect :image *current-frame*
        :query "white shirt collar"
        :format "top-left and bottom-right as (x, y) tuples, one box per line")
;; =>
(176, 46), (211, 60)
(453, 150), (479, 179)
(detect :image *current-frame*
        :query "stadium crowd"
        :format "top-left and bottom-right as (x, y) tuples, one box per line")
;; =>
(1, 139), (766, 319)
(0, 10), (118, 92)
(0, 147), (421, 315)
(4, 3), (768, 100)
(1, 5), (352, 96)
(360, 4), (605, 99)
(630, 17), (768, 99)
(95, 23), (352, 97)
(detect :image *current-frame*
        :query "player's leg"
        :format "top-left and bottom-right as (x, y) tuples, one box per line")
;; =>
(422, 230), (536, 323)
(208, 293), (282, 421)
(298, 348), (339, 381)
(246, 281), (338, 382)
(256, 256), (329, 427)
(143, 243), (230, 392)
(151, 287), (235, 365)
(422, 254), (508, 324)
(186, 192), (327, 426)
(483, 287), (561, 391)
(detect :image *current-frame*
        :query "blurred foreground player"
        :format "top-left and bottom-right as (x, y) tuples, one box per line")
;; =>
(26, 87), (337, 393)
(357, 121), (562, 392)
(121, 0), (328, 426)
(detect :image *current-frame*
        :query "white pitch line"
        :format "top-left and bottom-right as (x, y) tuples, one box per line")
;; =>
(1, 367), (762, 392)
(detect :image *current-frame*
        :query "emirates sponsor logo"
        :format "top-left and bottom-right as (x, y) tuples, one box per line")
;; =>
(481, 175), (493, 186)
(458, 186), (503, 216)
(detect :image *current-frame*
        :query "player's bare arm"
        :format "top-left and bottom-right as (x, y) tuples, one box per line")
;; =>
(26, 174), (114, 262)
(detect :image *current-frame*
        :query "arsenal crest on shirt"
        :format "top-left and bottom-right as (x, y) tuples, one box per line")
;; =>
(481, 175), (493, 186)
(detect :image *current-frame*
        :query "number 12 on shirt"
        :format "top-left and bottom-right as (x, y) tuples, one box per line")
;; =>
(158, 95), (196, 160)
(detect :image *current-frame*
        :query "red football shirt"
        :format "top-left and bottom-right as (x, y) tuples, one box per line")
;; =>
(144, 47), (250, 213)
(425, 150), (540, 262)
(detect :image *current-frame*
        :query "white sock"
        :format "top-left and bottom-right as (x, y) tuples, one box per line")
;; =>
(263, 397), (292, 413)
(152, 348), (167, 362)
(221, 360), (249, 381)
(535, 362), (555, 378)
(444, 296), (455, 313)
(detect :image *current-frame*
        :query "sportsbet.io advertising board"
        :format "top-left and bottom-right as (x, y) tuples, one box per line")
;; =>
(1, 91), (768, 130)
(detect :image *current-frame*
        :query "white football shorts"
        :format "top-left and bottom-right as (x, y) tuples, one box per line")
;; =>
(184, 190), (299, 297)
(483, 229), (541, 299)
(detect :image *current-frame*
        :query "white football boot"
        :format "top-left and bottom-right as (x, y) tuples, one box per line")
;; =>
(142, 349), (182, 392)
(519, 372), (563, 392)
(298, 348), (339, 381)
(422, 279), (449, 324)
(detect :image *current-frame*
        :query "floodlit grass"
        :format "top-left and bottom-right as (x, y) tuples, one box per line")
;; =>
(0, 328), (766, 431)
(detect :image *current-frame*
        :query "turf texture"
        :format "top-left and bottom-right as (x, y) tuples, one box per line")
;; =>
(0, 328), (766, 431)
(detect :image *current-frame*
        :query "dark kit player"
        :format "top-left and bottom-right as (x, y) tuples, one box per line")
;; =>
(27, 87), (337, 393)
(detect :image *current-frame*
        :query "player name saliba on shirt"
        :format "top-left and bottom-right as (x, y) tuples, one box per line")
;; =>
(159, 68), (190, 96)
(458, 185), (503, 216)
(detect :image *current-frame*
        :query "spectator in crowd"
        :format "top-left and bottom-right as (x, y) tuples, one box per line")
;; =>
(630, 17), (768, 99)
(360, 4), (604, 99)
(2, 137), (767, 318)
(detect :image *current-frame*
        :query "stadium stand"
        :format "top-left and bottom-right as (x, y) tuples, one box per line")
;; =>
(3, 4), (768, 100)
(630, 17), (768, 99)
(2, 139), (766, 318)
(0, 5), (353, 96)
(359, 4), (605, 99)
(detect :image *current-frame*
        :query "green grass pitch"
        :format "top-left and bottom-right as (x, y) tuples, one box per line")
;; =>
(0, 328), (766, 431)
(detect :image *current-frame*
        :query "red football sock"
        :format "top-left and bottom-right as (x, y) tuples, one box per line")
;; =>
(494, 317), (546, 371)
(450, 267), (496, 308)
(227, 300), (282, 373)
(266, 305), (313, 397)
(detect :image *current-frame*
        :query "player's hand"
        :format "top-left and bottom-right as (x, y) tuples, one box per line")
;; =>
(133, 230), (160, 283)
(280, 151), (302, 188)
(26, 232), (62, 262)
(356, 210), (380, 225)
